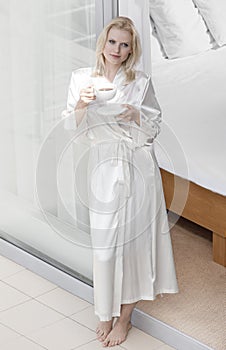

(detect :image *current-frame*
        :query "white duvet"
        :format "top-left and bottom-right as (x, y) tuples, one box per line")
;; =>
(153, 46), (226, 195)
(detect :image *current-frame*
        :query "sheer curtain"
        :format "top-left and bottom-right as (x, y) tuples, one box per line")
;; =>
(119, 0), (151, 74)
(0, 0), (96, 281)
(0, 0), (96, 201)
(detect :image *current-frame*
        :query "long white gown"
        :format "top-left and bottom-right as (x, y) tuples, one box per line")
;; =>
(62, 67), (178, 321)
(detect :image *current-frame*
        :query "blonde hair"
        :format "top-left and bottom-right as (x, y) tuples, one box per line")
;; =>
(94, 16), (142, 83)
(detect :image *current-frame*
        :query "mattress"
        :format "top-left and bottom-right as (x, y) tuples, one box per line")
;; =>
(152, 46), (226, 196)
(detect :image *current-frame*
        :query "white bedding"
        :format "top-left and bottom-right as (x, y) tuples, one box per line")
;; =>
(152, 46), (226, 195)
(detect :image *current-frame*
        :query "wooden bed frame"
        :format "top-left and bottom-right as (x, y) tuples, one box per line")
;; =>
(160, 168), (226, 267)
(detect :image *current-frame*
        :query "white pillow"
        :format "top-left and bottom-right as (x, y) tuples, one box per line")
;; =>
(150, 17), (166, 62)
(193, 0), (226, 46)
(149, 0), (212, 59)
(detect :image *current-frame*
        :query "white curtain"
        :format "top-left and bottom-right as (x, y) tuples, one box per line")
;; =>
(119, 0), (151, 75)
(0, 0), (96, 280)
(0, 0), (95, 201)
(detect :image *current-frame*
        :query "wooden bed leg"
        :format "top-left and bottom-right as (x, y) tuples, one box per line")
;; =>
(213, 232), (226, 267)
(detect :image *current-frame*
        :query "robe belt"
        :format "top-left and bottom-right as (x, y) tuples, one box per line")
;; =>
(110, 136), (138, 198)
(87, 131), (155, 199)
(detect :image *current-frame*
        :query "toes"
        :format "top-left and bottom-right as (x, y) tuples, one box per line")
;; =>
(114, 338), (123, 346)
(102, 338), (109, 347)
(97, 330), (104, 337)
(96, 328), (101, 335)
(108, 339), (116, 347)
(114, 339), (120, 347)
(100, 333), (107, 342)
(97, 331), (105, 341)
(103, 337), (121, 347)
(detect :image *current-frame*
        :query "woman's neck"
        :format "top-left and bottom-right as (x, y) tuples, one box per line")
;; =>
(104, 63), (121, 83)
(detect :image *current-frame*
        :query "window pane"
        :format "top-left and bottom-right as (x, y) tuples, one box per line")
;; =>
(0, 0), (97, 284)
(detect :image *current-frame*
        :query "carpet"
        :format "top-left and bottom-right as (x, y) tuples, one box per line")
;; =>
(137, 216), (226, 350)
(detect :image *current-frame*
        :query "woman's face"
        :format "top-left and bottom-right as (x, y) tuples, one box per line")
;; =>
(103, 27), (132, 67)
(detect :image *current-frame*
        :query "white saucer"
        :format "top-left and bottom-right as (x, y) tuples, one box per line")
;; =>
(97, 103), (127, 116)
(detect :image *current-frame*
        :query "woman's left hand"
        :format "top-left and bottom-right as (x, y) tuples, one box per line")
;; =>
(119, 104), (140, 126)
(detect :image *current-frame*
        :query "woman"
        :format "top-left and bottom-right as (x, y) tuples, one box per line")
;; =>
(62, 16), (178, 348)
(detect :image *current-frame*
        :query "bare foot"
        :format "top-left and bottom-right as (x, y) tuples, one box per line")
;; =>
(96, 320), (113, 342)
(102, 319), (132, 347)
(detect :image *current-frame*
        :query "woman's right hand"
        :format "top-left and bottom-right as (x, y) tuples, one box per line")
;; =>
(75, 86), (96, 110)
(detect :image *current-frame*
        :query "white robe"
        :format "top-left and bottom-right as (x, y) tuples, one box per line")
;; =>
(62, 67), (178, 321)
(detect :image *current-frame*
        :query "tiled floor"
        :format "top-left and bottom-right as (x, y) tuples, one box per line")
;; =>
(0, 254), (175, 350)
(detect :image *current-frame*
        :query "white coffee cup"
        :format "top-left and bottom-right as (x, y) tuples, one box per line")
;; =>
(94, 82), (117, 101)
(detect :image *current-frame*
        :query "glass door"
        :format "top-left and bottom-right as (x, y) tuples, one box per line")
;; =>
(0, 0), (114, 285)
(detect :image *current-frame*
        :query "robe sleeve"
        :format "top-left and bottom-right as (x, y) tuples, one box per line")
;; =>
(131, 75), (162, 146)
(61, 70), (88, 132)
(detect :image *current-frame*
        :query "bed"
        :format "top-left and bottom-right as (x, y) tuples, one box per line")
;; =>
(148, 0), (226, 266)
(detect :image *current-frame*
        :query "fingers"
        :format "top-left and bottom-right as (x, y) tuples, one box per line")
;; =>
(118, 110), (132, 121)
(122, 103), (132, 110)
(119, 104), (137, 120)
(119, 105), (140, 124)
(80, 86), (94, 94)
(122, 116), (132, 122)
(80, 86), (96, 104)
